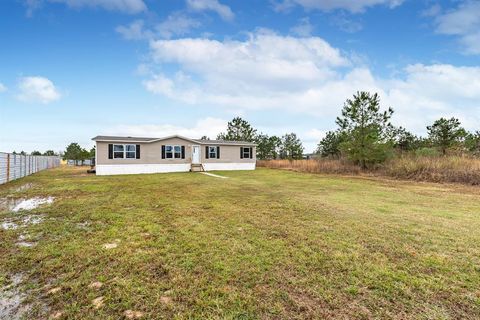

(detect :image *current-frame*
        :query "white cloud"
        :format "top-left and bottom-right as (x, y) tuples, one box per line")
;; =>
(290, 17), (314, 37)
(105, 117), (228, 139)
(25, 0), (146, 15)
(384, 64), (480, 132)
(145, 31), (357, 114)
(117, 14), (201, 41)
(141, 31), (480, 135)
(187, 0), (234, 21)
(421, 4), (441, 17)
(330, 13), (363, 33)
(305, 128), (326, 141)
(156, 13), (201, 39)
(0, 83), (6, 92)
(273, 0), (404, 13)
(116, 20), (152, 40)
(434, 1), (480, 54)
(17, 76), (61, 104)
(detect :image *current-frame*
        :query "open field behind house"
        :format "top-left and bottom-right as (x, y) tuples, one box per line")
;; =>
(1, 166), (480, 319)
(258, 156), (480, 185)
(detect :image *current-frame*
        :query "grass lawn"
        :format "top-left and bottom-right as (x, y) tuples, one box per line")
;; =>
(1, 166), (480, 319)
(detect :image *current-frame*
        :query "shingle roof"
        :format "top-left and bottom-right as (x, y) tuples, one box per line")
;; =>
(92, 135), (256, 146)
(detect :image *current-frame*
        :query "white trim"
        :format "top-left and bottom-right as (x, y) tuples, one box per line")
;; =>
(165, 145), (182, 159)
(113, 143), (136, 160)
(202, 162), (255, 171)
(96, 164), (190, 175)
(208, 146), (217, 159)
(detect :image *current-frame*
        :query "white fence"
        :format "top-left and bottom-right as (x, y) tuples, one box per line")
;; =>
(0, 153), (61, 185)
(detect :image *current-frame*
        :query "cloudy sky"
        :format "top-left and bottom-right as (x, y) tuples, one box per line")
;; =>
(1, 0), (479, 153)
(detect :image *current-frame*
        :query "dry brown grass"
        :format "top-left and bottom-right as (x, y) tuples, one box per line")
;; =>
(258, 156), (480, 185)
(384, 155), (480, 185)
(257, 159), (361, 175)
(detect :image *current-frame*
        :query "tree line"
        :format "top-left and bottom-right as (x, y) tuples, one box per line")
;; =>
(12, 150), (58, 156)
(61, 93), (479, 167)
(216, 117), (305, 160)
(316, 91), (480, 168)
(63, 143), (95, 164)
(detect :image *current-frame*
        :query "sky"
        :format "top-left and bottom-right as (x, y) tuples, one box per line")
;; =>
(1, 0), (479, 153)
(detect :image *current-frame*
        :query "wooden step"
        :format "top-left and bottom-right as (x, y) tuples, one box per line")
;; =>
(191, 164), (204, 172)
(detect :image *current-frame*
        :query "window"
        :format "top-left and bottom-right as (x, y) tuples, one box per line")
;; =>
(126, 144), (136, 158)
(165, 145), (182, 159)
(113, 145), (124, 159)
(242, 147), (251, 159)
(165, 145), (173, 159)
(174, 146), (182, 159)
(113, 144), (136, 159)
(208, 146), (217, 159)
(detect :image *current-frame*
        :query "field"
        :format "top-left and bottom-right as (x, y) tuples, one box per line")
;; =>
(1, 166), (480, 319)
(258, 156), (480, 185)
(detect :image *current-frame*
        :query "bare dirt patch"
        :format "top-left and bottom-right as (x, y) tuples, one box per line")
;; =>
(0, 274), (30, 320)
(0, 197), (54, 213)
(88, 282), (103, 290)
(1, 215), (44, 231)
(92, 296), (104, 309)
(1, 221), (18, 230)
(124, 310), (145, 319)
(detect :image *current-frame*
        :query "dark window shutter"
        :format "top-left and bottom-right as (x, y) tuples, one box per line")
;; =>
(136, 145), (140, 159)
(108, 144), (113, 159)
(217, 146), (220, 159)
(181, 146), (185, 159)
(250, 147), (253, 159)
(240, 147), (243, 159)
(161, 145), (165, 159)
(205, 146), (209, 159)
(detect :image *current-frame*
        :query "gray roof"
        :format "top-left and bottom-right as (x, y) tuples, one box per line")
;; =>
(92, 135), (256, 146)
(192, 139), (255, 145)
(92, 136), (157, 142)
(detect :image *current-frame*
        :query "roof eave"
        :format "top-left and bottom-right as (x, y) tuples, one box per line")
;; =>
(92, 135), (257, 146)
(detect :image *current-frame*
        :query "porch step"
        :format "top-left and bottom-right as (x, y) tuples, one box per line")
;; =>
(191, 164), (204, 172)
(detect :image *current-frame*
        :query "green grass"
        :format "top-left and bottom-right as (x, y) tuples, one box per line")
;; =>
(1, 167), (480, 319)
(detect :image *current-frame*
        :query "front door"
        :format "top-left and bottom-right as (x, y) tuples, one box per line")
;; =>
(192, 145), (200, 164)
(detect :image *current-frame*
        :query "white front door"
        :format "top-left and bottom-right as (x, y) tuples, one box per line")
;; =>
(192, 145), (200, 164)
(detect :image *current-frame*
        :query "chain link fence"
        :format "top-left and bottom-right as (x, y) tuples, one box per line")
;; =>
(0, 152), (61, 185)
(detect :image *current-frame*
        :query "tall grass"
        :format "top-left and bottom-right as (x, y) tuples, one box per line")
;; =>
(257, 159), (361, 175)
(384, 155), (480, 185)
(258, 156), (480, 185)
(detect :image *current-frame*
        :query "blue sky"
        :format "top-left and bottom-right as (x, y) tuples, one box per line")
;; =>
(1, 0), (480, 153)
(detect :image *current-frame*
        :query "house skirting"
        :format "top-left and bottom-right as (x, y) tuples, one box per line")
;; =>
(202, 163), (255, 171)
(96, 164), (191, 175)
(95, 163), (255, 176)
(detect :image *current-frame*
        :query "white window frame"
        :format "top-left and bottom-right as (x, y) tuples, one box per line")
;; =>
(113, 144), (136, 159)
(125, 144), (136, 159)
(208, 146), (217, 159)
(165, 145), (182, 159)
(242, 147), (251, 159)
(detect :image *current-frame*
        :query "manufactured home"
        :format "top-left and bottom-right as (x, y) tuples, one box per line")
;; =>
(92, 135), (256, 175)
